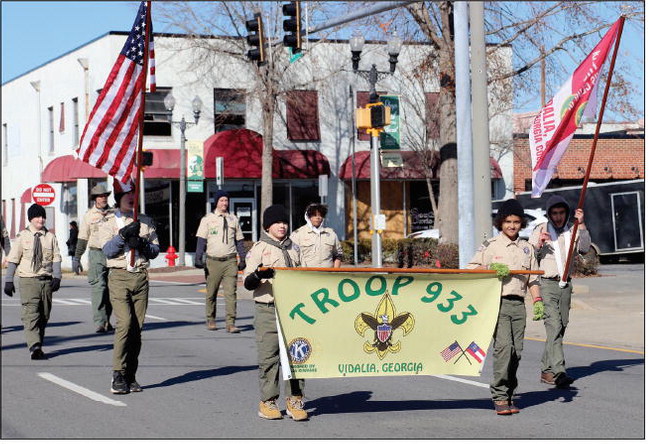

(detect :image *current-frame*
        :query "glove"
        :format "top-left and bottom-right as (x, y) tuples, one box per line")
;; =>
(50, 278), (61, 292)
(126, 236), (142, 250)
(4, 282), (15, 297)
(72, 257), (81, 274)
(136, 237), (149, 253)
(194, 254), (205, 269)
(255, 264), (275, 280)
(489, 262), (510, 279)
(237, 260), (246, 271)
(119, 221), (141, 241)
(532, 300), (544, 321)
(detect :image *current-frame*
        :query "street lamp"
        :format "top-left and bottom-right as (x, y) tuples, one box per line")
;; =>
(164, 91), (203, 266)
(350, 31), (401, 268)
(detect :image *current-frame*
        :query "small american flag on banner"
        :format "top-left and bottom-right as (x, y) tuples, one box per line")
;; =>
(77, 1), (154, 184)
(465, 341), (486, 363)
(440, 341), (462, 362)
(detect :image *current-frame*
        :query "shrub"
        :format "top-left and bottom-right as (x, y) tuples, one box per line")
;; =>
(573, 247), (600, 277)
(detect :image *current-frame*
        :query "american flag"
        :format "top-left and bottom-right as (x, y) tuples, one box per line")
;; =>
(77, 1), (154, 184)
(440, 341), (462, 362)
(148, 20), (156, 92)
(465, 341), (486, 364)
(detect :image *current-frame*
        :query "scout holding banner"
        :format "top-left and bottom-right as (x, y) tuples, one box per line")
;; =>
(272, 268), (530, 379)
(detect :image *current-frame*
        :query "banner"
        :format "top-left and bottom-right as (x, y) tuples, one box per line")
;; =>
(528, 18), (622, 198)
(187, 139), (204, 192)
(273, 270), (502, 379)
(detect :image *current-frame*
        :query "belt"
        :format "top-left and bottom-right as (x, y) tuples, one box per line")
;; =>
(542, 276), (571, 283)
(89, 247), (102, 251)
(255, 301), (275, 307)
(502, 295), (524, 300)
(32, 275), (52, 281)
(208, 253), (236, 262)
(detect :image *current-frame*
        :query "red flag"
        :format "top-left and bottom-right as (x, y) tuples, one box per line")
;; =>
(77, 1), (152, 184)
(528, 18), (623, 198)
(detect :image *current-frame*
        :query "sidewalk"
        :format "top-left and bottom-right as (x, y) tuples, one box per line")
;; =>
(64, 264), (644, 352)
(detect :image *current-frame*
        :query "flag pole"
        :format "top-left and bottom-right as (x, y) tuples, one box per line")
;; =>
(560, 16), (625, 285)
(130, 0), (152, 265)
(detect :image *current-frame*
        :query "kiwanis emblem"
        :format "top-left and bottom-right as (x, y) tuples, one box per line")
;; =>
(288, 337), (312, 364)
(354, 293), (415, 359)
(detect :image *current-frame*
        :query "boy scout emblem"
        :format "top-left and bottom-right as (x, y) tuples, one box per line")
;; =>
(354, 293), (415, 359)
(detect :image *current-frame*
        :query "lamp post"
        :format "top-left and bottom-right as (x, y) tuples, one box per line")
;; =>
(350, 31), (401, 267)
(164, 92), (203, 266)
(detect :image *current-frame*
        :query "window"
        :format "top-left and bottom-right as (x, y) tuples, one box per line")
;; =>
(59, 102), (65, 133)
(214, 88), (246, 133)
(72, 97), (80, 145)
(48, 106), (54, 153)
(425, 92), (440, 140)
(356, 91), (386, 141)
(2, 124), (7, 166)
(286, 90), (320, 141)
(144, 86), (171, 136)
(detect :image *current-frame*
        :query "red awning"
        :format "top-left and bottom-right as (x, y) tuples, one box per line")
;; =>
(142, 149), (181, 179)
(42, 154), (105, 182)
(338, 151), (503, 180)
(203, 129), (330, 179)
(21, 188), (32, 204)
(338, 150), (439, 180)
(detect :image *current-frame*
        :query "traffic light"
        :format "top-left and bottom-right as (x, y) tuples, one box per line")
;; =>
(282, 1), (302, 53)
(356, 103), (391, 130)
(245, 13), (266, 65)
(142, 151), (153, 166)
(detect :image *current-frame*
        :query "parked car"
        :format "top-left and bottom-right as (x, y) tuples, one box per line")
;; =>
(406, 209), (547, 240)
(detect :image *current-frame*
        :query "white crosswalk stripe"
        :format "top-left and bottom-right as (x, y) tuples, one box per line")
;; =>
(6, 298), (207, 307)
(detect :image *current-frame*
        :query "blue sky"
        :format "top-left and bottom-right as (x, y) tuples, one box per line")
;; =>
(2, 1), (643, 119)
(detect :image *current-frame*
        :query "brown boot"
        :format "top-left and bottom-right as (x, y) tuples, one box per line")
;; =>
(494, 400), (512, 415)
(226, 325), (241, 334)
(540, 371), (556, 385)
(206, 320), (218, 331)
(508, 399), (520, 414)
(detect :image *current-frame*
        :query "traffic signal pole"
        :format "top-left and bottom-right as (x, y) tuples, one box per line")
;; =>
(369, 128), (383, 267)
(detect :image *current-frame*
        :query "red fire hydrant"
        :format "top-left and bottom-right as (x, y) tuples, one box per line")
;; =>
(165, 246), (178, 267)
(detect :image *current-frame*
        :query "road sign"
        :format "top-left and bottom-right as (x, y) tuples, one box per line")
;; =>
(32, 184), (55, 206)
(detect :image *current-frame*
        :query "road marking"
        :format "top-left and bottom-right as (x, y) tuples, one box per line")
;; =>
(38, 372), (126, 407)
(68, 298), (91, 305)
(145, 314), (167, 321)
(53, 299), (79, 305)
(432, 374), (489, 389)
(525, 337), (644, 355)
(168, 298), (203, 305)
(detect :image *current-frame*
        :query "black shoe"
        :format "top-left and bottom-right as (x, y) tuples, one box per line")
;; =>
(96, 324), (106, 334)
(554, 372), (575, 388)
(104, 322), (114, 332)
(129, 380), (143, 392)
(111, 371), (130, 394)
(30, 346), (47, 360)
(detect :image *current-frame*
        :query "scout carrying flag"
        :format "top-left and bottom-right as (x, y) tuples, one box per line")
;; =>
(528, 17), (624, 198)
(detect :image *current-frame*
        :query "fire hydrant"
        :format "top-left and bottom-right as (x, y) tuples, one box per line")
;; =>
(165, 246), (178, 267)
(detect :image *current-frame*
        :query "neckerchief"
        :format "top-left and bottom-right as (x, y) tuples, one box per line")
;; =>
(220, 213), (229, 244)
(547, 222), (571, 278)
(304, 213), (324, 235)
(260, 231), (294, 268)
(31, 231), (44, 272)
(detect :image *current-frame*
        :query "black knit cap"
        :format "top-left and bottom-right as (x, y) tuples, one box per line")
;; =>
(28, 204), (46, 221)
(215, 190), (230, 203)
(263, 204), (289, 230)
(497, 199), (525, 220)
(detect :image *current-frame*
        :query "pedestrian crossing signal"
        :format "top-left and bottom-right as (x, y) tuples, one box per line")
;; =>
(356, 103), (391, 130)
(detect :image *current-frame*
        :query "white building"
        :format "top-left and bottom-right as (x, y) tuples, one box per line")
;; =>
(2, 31), (513, 268)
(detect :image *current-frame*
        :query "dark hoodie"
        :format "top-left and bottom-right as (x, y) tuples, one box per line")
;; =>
(545, 195), (571, 230)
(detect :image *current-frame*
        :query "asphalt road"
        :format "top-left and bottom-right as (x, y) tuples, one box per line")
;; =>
(1, 265), (644, 439)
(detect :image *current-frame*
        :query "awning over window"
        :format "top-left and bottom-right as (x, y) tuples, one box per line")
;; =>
(338, 150), (440, 180)
(338, 151), (503, 180)
(21, 188), (32, 203)
(203, 129), (330, 179)
(142, 149), (181, 179)
(41, 154), (105, 182)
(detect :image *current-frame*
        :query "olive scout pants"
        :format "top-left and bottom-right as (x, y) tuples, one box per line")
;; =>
(108, 269), (148, 378)
(19, 277), (53, 350)
(254, 302), (305, 401)
(490, 296), (526, 401)
(205, 256), (238, 326)
(88, 248), (112, 327)
(540, 278), (572, 376)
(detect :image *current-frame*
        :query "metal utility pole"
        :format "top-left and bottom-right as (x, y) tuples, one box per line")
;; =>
(470, 2), (492, 249)
(369, 132), (383, 267)
(454, 1), (474, 267)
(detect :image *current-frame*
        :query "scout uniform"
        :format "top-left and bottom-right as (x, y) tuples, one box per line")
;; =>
(195, 191), (246, 332)
(4, 204), (62, 359)
(99, 207), (159, 394)
(528, 195), (591, 387)
(243, 204), (307, 421)
(467, 199), (540, 414)
(290, 222), (342, 268)
(75, 184), (114, 333)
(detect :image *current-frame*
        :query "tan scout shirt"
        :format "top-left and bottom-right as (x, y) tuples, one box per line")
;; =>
(196, 212), (244, 258)
(97, 212), (159, 271)
(7, 226), (62, 278)
(529, 222), (591, 279)
(79, 205), (114, 248)
(243, 235), (300, 304)
(467, 233), (540, 297)
(290, 224), (342, 268)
